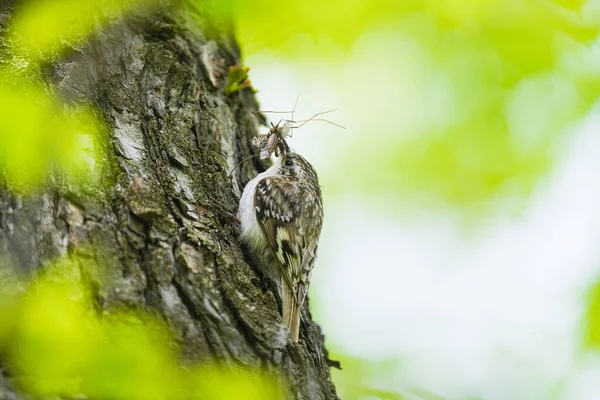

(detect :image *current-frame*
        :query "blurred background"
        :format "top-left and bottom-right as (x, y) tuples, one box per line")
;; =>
(3, 0), (600, 399)
(240, 1), (600, 398)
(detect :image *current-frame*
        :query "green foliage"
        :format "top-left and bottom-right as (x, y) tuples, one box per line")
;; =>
(0, 1), (115, 190)
(584, 280), (600, 349)
(329, 350), (450, 400)
(0, 257), (282, 400)
(9, 0), (159, 62)
(0, 79), (99, 190)
(224, 64), (256, 94)
(202, 0), (600, 208)
(208, 0), (598, 54)
(330, 353), (402, 399)
(0, 0), (166, 192)
(368, 11), (590, 208)
(328, 9), (598, 207)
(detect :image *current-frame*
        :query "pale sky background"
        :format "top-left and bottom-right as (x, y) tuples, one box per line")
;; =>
(247, 47), (600, 399)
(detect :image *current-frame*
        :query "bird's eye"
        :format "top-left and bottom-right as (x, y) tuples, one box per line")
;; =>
(285, 159), (294, 167)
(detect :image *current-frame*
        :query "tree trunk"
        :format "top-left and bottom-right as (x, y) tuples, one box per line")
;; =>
(0, 2), (338, 399)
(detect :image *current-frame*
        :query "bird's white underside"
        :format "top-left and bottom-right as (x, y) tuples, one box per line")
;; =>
(238, 158), (281, 256)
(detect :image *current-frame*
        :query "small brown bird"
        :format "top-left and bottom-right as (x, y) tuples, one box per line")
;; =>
(238, 152), (323, 343)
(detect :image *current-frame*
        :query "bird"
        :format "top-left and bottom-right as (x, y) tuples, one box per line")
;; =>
(238, 152), (323, 343)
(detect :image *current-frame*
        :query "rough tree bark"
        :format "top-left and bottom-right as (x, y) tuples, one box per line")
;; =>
(0, 2), (338, 399)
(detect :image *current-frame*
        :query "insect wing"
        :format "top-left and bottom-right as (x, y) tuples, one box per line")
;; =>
(259, 132), (278, 159)
(259, 147), (272, 159)
(252, 134), (273, 159)
(252, 135), (267, 148)
(280, 121), (292, 138)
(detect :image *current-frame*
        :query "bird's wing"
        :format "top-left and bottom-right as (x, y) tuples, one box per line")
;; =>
(254, 176), (320, 305)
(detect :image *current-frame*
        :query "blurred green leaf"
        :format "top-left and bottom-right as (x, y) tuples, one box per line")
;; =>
(583, 280), (600, 349)
(1, 256), (283, 400)
(329, 350), (451, 400)
(0, 80), (99, 191)
(0, 0), (165, 191)
(10, 0), (158, 62)
(303, 0), (600, 208)
(188, 366), (282, 400)
(201, 0), (600, 209)
(204, 0), (599, 54)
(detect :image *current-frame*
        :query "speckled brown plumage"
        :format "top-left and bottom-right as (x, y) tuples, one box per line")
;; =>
(239, 152), (323, 342)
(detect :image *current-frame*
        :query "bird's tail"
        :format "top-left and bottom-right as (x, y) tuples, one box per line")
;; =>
(281, 277), (301, 343)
